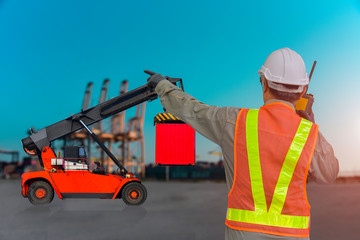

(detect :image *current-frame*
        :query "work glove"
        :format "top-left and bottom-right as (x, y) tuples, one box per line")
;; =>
(296, 110), (315, 123)
(144, 70), (167, 90)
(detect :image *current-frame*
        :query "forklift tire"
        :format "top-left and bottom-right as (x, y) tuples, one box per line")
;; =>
(28, 181), (54, 205)
(121, 182), (147, 206)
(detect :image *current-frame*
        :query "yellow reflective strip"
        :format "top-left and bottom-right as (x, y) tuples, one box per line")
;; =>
(167, 113), (176, 120)
(163, 113), (170, 120)
(269, 118), (313, 214)
(159, 114), (166, 120)
(246, 109), (267, 212)
(176, 116), (180, 120)
(227, 208), (309, 229)
(156, 116), (161, 122)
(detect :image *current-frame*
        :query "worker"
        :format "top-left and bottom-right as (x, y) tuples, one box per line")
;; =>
(145, 47), (339, 240)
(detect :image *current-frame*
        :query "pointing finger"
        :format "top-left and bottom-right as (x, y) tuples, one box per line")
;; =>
(144, 70), (156, 76)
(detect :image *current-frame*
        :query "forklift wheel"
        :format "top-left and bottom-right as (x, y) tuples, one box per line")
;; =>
(28, 181), (54, 205)
(121, 182), (147, 206)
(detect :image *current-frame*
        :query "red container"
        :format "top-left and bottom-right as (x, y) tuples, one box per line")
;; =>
(155, 123), (195, 165)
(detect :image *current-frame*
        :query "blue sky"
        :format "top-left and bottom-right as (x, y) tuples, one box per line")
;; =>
(1, 0), (359, 174)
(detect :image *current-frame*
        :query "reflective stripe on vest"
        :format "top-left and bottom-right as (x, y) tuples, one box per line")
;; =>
(226, 109), (313, 229)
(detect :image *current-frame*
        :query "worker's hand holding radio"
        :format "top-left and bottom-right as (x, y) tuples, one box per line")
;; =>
(144, 70), (166, 90)
(296, 109), (315, 123)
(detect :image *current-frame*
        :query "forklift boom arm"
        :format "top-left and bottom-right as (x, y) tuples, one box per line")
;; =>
(21, 77), (183, 170)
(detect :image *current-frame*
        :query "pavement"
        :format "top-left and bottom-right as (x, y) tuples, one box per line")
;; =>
(0, 180), (359, 240)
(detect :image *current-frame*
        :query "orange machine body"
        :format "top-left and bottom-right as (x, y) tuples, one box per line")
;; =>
(21, 147), (139, 200)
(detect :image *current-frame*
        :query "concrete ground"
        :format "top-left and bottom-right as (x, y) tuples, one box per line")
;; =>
(0, 180), (359, 240)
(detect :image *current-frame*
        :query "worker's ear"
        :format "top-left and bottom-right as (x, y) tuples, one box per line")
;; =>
(263, 79), (269, 93)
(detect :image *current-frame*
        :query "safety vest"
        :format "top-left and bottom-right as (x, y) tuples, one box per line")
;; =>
(226, 102), (319, 237)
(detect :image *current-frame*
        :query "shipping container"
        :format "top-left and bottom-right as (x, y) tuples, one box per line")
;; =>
(154, 113), (195, 166)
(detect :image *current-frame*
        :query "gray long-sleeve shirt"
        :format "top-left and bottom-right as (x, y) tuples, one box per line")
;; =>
(155, 80), (339, 240)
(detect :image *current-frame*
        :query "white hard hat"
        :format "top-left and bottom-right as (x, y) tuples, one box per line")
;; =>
(258, 48), (309, 87)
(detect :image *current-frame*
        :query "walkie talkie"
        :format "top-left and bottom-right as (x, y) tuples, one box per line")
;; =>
(295, 61), (317, 114)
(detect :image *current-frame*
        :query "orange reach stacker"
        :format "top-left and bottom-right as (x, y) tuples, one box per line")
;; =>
(21, 76), (184, 205)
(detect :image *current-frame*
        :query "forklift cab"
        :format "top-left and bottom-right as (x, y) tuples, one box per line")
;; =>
(63, 146), (87, 163)
(65, 146), (105, 174)
(50, 146), (105, 175)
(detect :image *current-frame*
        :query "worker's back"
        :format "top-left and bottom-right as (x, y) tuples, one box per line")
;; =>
(226, 103), (318, 238)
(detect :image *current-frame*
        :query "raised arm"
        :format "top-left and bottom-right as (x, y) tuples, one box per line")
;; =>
(152, 76), (228, 145)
